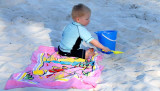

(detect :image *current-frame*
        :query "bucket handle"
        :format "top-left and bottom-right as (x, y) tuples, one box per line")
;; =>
(102, 33), (116, 41)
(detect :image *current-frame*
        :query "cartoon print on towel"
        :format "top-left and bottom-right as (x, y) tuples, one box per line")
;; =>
(5, 46), (104, 90)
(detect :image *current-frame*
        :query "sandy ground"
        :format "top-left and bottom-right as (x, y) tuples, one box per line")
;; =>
(1, 0), (160, 91)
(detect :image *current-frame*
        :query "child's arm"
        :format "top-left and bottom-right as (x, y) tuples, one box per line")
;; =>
(90, 39), (111, 52)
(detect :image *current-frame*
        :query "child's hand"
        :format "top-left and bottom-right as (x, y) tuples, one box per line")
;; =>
(102, 47), (111, 52)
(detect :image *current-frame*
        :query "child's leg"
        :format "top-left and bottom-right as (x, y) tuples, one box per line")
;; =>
(85, 48), (95, 59)
(59, 47), (95, 59)
(70, 49), (86, 59)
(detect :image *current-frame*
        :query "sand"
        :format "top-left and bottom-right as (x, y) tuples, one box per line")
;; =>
(1, 0), (160, 91)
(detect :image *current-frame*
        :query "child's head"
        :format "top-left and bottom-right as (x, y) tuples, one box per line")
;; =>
(71, 4), (91, 26)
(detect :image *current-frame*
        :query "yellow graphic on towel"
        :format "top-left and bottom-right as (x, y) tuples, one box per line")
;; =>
(58, 78), (69, 81)
(55, 74), (65, 80)
(33, 70), (47, 75)
(36, 53), (44, 71)
(91, 52), (98, 61)
(58, 58), (85, 62)
(42, 54), (86, 63)
(43, 55), (57, 61)
(17, 72), (27, 81)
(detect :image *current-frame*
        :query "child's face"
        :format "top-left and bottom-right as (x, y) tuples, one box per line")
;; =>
(76, 12), (91, 26)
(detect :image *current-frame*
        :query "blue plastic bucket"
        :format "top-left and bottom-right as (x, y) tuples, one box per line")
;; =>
(95, 30), (117, 54)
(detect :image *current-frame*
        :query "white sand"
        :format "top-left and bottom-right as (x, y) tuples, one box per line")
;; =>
(1, 0), (160, 91)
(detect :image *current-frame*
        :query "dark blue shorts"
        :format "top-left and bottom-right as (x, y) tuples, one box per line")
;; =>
(58, 46), (86, 59)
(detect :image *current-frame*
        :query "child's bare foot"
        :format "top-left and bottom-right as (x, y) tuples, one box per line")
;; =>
(85, 48), (95, 59)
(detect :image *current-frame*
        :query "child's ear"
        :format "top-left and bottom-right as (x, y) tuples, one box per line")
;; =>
(75, 18), (80, 23)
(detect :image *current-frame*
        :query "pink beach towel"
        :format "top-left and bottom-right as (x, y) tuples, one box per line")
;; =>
(4, 45), (104, 90)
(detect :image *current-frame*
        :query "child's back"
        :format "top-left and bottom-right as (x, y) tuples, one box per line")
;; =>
(58, 3), (110, 59)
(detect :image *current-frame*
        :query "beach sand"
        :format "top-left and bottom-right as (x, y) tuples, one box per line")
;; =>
(1, 0), (160, 91)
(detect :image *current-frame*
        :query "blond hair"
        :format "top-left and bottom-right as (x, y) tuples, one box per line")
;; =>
(71, 4), (91, 21)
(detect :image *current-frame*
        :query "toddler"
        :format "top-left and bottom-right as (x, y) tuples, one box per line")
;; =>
(58, 3), (110, 59)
